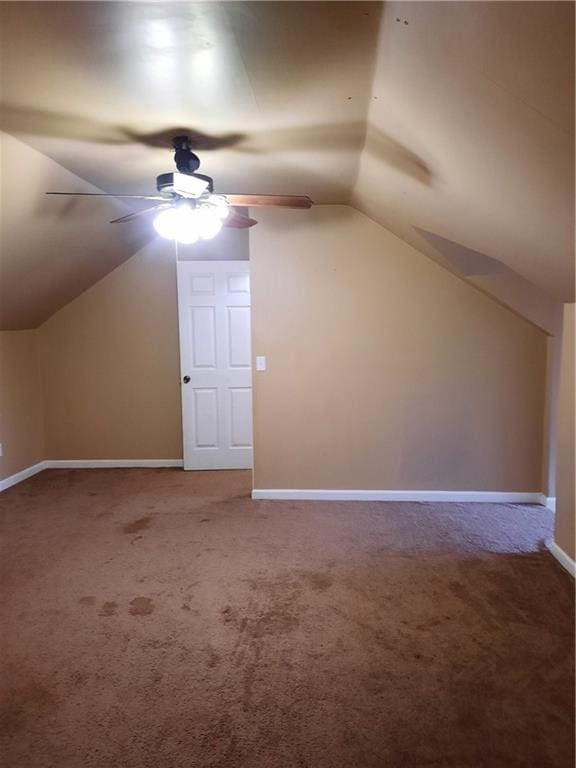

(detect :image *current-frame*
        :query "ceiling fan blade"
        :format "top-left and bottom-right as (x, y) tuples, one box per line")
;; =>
(221, 194), (313, 209)
(110, 204), (170, 224)
(46, 192), (166, 200)
(224, 210), (258, 229)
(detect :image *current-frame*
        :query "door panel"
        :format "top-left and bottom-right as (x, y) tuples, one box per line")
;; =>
(230, 388), (252, 447)
(193, 388), (219, 448)
(190, 307), (217, 368)
(227, 306), (251, 367)
(177, 261), (253, 470)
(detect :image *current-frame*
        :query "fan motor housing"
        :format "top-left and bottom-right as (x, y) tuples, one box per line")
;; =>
(156, 172), (214, 198)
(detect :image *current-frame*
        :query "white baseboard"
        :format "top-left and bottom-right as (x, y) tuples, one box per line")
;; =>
(545, 496), (556, 512)
(0, 459), (184, 492)
(252, 489), (545, 503)
(0, 461), (48, 492)
(546, 539), (576, 577)
(0, 465), (549, 509)
(47, 459), (184, 469)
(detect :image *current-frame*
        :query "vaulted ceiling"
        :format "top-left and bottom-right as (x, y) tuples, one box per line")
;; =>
(353, 0), (574, 330)
(0, 1), (573, 330)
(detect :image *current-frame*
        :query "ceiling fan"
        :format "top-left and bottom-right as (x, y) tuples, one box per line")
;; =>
(46, 135), (314, 243)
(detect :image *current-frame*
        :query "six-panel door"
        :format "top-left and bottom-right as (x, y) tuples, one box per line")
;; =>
(177, 261), (253, 469)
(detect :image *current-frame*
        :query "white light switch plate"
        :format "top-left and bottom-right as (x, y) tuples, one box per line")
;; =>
(255, 355), (266, 372)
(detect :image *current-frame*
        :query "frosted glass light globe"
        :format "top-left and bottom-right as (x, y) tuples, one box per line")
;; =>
(153, 203), (225, 243)
(153, 206), (199, 244)
(153, 208), (179, 240)
(195, 208), (223, 240)
(207, 195), (230, 220)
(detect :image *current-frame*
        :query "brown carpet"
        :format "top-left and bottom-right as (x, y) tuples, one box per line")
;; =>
(0, 469), (573, 768)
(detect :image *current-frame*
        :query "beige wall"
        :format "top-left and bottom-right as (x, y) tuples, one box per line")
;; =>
(0, 330), (45, 479)
(250, 206), (547, 491)
(10, 203), (549, 495)
(554, 304), (575, 559)
(38, 239), (182, 460)
(542, 334), (562, 498)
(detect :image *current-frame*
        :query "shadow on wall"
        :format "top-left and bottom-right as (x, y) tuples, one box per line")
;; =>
(0, 105), (433, 185)
(415, 228), (521, 277)
(363, 124), (435, 186)
(413, 227), (563, 333)
(30, 166), (155, 255)
(249, 203), (358, 233)
(0, 107), (374, 205)
(0, 105), (246, 152)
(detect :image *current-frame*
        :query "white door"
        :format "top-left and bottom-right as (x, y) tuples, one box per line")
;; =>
(177, 261), (253, 470)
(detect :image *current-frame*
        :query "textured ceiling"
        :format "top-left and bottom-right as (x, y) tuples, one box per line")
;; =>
(0, 1), (573, 330)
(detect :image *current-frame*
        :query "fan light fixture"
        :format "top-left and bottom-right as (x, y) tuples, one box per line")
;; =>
(153, 199), (229, 244)
(46, 135), (314, 230)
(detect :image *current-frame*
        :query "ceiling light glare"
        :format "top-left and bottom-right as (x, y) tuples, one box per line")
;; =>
(207, 195), (230, 220)
(195, 207), (224, 240)
(153, 206), (199, 244)
(153, 208), (178, 240)
(154, 203), (224, 244)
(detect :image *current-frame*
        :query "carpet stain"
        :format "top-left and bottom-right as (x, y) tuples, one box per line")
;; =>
(71, 670), (88, 688)
(122, 516), (152, 534)
(181, 604), (191, 611)
(78, 596), (96, 606)
(223, 594), (301, 643)
(250, 606), (300, 638)
(129, 597), (154, 616)
(0, 681), (57, 736)
(204, 645), (221, 668)
(148, 638), (175, 650)
(99, 601), (118, 617)
(300, 571), (333, 592)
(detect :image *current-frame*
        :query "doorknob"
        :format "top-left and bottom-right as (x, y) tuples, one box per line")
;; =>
(183, 375), (190, 384)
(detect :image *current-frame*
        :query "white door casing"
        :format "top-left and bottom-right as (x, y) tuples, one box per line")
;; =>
(177, 261), (253, 470)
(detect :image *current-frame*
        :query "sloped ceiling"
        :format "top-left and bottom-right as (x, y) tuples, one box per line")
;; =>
(0, 1), (381, 328)
(0, 1), (573, 330)
(0, 1), (380, 198)
(0, 131), (154, 329)
(352, 0), (574, 318)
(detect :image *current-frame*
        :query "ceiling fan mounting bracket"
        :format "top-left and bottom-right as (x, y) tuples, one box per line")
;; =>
(156, 171), (213, 198)
(155, 136), (214, 197)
